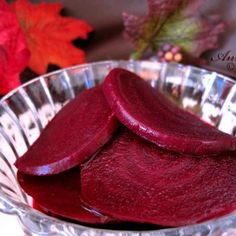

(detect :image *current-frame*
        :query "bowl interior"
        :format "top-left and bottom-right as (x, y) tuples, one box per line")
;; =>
(0, 60), (236, 235)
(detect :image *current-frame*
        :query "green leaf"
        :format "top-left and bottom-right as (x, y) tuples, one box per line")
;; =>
(123, 0), (226, 59)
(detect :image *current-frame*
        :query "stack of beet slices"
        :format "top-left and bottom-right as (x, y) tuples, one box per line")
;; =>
(16, 68), (236, 228)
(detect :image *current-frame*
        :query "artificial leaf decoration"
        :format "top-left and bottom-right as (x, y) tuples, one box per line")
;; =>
(11, 0), (93, 75)
(0, 0), (30, 94)
(123, 0), (226, 60)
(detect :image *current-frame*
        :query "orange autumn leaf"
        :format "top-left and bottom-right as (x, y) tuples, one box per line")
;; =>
(11, 0), (93, 74)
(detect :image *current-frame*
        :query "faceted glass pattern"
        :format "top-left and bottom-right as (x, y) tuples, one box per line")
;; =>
(0, 60), (236, 236)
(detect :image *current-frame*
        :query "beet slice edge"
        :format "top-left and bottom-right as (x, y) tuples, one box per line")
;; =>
(17, 168), (115, 224)
(81, 128), (236, 226)
(102, 68), (236, 155)
(15, 85), (119, 175)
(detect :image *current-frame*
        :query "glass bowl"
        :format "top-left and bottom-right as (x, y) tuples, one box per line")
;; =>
(0, 60), (236, 236)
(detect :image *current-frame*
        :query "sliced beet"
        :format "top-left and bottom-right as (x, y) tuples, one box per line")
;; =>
(81, 128), (236, 226)
(32, 200), (61, 218)
(15, 85), (119, 175)
(102, 68), (236, 155)
(32, 200), (50, 214)
(17, 168), (115, 224)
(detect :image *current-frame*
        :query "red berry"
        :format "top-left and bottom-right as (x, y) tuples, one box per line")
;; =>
(162, 43), (172, 52)
(171, 46), (181, 54)
(157, 51), (164, 57)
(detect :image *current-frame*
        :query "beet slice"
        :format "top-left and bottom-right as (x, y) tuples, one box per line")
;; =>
(102, 68), (236, 155)
(32, 200), (50, 214)
(17, 168), (115, 224)
(32, 200), (60, 218)
(81, 128), (236, 226)
(15, 85), (119, 175)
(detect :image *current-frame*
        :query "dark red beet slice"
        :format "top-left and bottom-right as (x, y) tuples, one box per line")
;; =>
(17, 168), (115, 224)
(15, 85), (119, 175)
(81, 128), (236, 226)
(32, 200), (60, 218)
(32, 200), (50, 214)
(102, 68), (236, 155)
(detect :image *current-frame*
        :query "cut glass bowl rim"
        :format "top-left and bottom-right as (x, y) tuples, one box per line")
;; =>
(0, 59), (236, 235)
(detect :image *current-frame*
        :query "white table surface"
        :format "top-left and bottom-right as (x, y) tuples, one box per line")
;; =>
(0, 213), (24, 236)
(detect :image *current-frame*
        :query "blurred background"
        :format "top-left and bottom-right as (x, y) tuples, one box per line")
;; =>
(29, 0), (236, 77)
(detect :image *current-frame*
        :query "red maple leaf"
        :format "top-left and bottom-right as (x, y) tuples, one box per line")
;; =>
(11, 0), (93, 75)
(0, 0), (30, 94)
